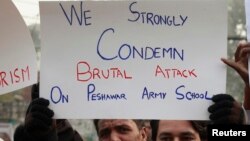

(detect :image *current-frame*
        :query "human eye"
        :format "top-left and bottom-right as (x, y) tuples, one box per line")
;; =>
(159, 136), (172, 141)
(99, 129), (110, 139)
(117, 126), (131, 134)
(181, 135), (195, 141)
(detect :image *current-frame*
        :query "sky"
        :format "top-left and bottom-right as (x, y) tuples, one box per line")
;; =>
(11, 0), (81, 25)
(11, 0), (71, 25)
(11, 0), (116, 25)
(12, 0), (40, 25)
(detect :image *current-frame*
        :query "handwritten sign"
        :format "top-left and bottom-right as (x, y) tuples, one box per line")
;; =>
(40, 0), (227, 120)
(0, 0), (38, 95)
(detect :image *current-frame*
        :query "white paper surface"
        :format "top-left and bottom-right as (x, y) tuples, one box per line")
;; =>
(40, 0), (227, 120)
(0, 0), (38, 95)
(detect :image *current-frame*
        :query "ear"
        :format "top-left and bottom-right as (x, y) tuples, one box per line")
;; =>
(140, 127), (148, 141)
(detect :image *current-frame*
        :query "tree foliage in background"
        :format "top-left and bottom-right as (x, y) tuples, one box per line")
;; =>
(227, 0), (246, 102)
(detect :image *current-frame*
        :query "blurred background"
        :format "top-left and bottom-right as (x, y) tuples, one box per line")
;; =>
(0, 0), (247, 140)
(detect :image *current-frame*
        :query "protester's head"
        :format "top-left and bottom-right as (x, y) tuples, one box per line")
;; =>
(94, 119), (147, 141)
(150, 120), (207, 141)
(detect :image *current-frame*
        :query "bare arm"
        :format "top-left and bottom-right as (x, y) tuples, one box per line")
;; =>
(221, 41), (250, 109)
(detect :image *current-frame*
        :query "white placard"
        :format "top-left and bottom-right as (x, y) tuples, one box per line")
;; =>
(0, 0), (38, 95)
(40, 0), (227, 120)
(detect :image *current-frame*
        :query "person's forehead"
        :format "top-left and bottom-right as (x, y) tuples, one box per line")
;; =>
(158, 120), (195, 133)
(98, 119), (137, 128)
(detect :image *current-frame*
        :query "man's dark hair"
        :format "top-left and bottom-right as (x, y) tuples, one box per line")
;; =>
(93, 119), (145, 135)
(150, 120), (208, 141)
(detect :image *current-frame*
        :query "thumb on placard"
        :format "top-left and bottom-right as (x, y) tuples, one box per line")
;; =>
(31, 83), (40, 100)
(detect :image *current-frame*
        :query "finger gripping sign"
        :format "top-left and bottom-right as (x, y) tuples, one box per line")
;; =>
(40, 0), (227, 120)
